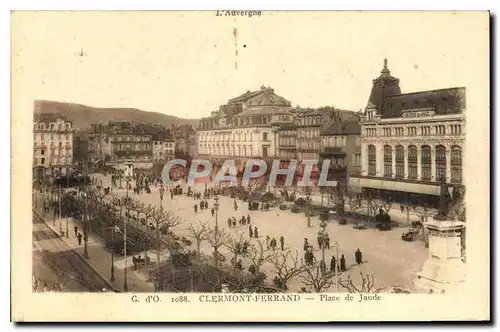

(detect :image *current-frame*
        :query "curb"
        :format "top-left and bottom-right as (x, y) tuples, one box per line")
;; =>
(33, 209), (121, 293)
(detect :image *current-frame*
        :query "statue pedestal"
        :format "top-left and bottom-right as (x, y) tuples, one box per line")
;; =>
(414, 219), (466, 293)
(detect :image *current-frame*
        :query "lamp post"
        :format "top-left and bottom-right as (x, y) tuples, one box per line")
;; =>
(123, 163), (133, 292)
(214, 196), (220, 270)
(100, 225), (118, 282)
(318, 220), (327, 276)
(58, 184), (62, 235)
(334, 240), (339, 292)
(305, 187), (312, 228)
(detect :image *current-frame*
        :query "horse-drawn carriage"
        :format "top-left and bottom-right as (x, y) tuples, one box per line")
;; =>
(401, 228), (419, 242)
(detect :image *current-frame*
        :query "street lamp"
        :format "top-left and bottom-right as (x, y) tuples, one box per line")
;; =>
(214, 196), (220, 270)
(318, 220), (327, 275)
(334, 240), (339, 292)
(123, 163), (133, 292)
(100, 225), (119, 282)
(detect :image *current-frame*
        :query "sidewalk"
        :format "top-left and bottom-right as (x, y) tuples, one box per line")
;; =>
(36, 207), (154, 292)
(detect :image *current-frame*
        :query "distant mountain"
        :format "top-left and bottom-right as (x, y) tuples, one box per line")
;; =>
(33, 100), (199, 130)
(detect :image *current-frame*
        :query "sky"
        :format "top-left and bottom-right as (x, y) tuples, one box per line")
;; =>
(12, 11), (488, 119)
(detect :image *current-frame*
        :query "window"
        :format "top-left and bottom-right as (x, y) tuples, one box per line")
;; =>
(435, 145), (446, 181)
(421, 146), (431, 181)
(395, 145), (404, 178)
(395, 127), (403, 136)
(41, 158), (45, 165)
(40, 123), (45, 130)
(263, 132), (268, 141)
(41, 149), (45, 156)
(435, 125), (446, 135)
(50, 124), (55, 130)
(451, 146), (462, 183)
(368, 145), (376, 176)
(450, 124), (462, 135)
(408, 145), (418, 180)
(33, 124), (38, 130)
(383, 145), (392, 177)
(383, 128), (391, 136)
(408, 127), (417, 136)
(421, 126), (431, 136)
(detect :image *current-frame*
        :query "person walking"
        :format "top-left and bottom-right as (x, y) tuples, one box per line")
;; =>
(270, 238), (277, 252)
(77, 232), (83, 246)
(73, 225), (78, 237)
(247, 214), (251, 224)
(324, 233), (330, 249)
(211, 208), (215, 217)
(266, 236), (271, 250)
(228, 218), (232, 228)
(254, 227), (259, 238)
(194, 204), (198, 213)
(249, 225), (253, 238)
(303, 238), (309, 252)
(280, 236), (284, 251)
(340, 254), (346, 272)
(355, 248), (363, 265)
(330, 255), (337, 274)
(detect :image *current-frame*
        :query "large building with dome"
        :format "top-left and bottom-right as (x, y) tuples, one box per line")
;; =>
(349, 59), (465, 208)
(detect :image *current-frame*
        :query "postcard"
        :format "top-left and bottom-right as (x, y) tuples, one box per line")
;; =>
(11, 10), (490, 322)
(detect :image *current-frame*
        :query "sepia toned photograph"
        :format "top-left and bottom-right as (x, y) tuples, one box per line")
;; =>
(11, 10), (490, 322)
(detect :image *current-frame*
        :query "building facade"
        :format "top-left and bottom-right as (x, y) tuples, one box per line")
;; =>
(349, 59), (466, 206)
(87, 122), (174, 170)
(197, 86), (293, 164)
(33, 113), (74, 176)
(319, 119), (362, 188)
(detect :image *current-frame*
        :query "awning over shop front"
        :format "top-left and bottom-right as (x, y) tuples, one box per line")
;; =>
(349, 176), (441, 196)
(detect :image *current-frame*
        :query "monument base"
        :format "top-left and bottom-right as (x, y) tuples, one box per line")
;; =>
(413, 219), (466, 293)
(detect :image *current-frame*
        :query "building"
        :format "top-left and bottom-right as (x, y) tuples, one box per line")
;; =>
(153, 133), (176, 163)
(88, 122), (161, 170)
(72, 131), (89, 163)
(172, 124), (197, 155)
(319, 118), (362, 188)
(295, 107), (360, 162)
(277, 122), (298, 161)
(349, 59), (465, 207)
(33, 113), (74, 177)
(197, 85), (293, 167)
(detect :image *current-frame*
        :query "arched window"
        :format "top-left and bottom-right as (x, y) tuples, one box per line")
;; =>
(451, 146), (462, 183)
(368, 145), (376, 176)
(435, 145), (446, 181)
(395, 145), (404, 178)
(383, 145), (392, 177)
(421, 145), (431, 181)
(407, 145), (418, 179)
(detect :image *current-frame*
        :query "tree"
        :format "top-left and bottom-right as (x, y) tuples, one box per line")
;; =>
(298, 260), (335, 293)
(205, 225), (230, 270)
(245, 239), (273, 275)
(268, 250), (304, 291)
(186, 221), (208, 256)
(149, 207), (184, 291)
(339, 271), (384, 293)
(225, 234), (248, 276)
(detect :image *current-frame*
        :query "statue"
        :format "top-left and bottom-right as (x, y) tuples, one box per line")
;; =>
(435, 176), (452, 220)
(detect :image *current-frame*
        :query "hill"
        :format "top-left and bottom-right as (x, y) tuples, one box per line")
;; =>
(33, 100), (199, 130)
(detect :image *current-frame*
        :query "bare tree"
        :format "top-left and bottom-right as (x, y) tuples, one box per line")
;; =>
(225, 233), (248, 276)
(298, 260), (335, 293)
(186, 221), (208, 256)
(247, 239), (274, 275)
(267, 250), (304, 291)
(205, 225), (230, 270)
(339, 271), (384, 293)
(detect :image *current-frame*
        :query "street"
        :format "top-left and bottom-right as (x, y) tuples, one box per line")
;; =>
(32, 211), (113, 292)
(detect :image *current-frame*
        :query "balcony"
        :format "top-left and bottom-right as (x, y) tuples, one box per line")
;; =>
(319, 147), (346, 157)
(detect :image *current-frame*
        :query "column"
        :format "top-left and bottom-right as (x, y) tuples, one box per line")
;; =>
(417, 147), (422, 180)
(446, 147), (451, 182)
(403, 147), (408, 179)
(376, 143), (384, 178)
(431, 147), (436, 182)
(391, 146), (396, 178)
(361, 142), (368, 175)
